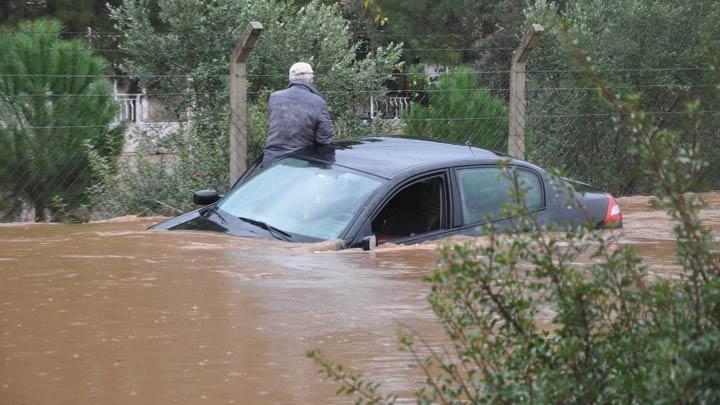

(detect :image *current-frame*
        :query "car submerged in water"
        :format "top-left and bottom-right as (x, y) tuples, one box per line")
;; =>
(152, 137), (622, 250)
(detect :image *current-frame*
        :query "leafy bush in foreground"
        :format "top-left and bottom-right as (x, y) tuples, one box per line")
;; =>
(308, 29), (720, 405)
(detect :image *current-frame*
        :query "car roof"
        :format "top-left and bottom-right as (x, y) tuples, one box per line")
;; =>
(293, 137), (501, 179)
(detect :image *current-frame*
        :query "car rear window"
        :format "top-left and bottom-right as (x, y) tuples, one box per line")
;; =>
(516, 169), (544, 211)
(456, 167), (515, 224)
(456, 167), (544, 225)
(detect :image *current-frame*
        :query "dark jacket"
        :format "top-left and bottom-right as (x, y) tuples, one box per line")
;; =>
(262, 81), (335, 166)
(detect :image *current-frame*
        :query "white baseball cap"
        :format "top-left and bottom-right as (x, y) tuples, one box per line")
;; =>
(289, 62), (314, 83)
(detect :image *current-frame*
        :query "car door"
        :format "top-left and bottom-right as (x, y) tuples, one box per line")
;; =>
(451, 165), (546, 236)
(352, 170), (454, 246)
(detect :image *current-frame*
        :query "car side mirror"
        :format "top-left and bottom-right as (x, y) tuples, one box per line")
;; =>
(193, 189), (220, 206)
(361, 235), (377, 251)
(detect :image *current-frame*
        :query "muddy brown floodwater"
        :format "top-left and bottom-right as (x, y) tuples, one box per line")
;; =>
(1, 193), (719, 404)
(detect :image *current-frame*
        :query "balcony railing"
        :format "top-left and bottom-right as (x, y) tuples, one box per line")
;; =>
(114, 93), (149, 123)
(369, 96), (410, 119)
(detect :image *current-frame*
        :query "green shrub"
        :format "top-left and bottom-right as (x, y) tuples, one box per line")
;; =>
(87, 121), (229, 217)
(401, 66), (508, 150)
(0, 19), (123, 221)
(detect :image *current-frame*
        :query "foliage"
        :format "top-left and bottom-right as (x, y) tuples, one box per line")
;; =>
(0, 19), (123, 221)
(318, 0), (388, 59)
(247, 89), (270, 163)
(308, 22), (720, 405)
(372, 0), (478, 64)
(0, 0), (127, 67)
(403, 63), (430, 103)
(401, 66), (508, 150)
(110, 0), (401, 131)
(524, 0), (720, 195)
(86, 124), (229, 217)
(0, 0), (121, 32)
(100, 0), (402, 214)
(472, 0), (527, 100)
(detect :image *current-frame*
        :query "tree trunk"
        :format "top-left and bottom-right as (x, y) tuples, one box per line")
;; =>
(0, 0), (11, 20)
(35, 204), (46, 222)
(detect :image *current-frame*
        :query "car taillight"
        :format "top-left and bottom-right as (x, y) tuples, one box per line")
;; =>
(604, 193), (623, 227)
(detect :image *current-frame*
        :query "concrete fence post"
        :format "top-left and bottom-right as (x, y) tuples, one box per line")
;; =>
(229, 21), (263, 186)
(508, 24), (544, 160)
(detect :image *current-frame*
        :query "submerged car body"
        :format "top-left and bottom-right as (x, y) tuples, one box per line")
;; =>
(152, 137), (622, 249)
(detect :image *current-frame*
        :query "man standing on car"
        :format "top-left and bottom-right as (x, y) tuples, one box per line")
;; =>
(261, 62), (335, 167)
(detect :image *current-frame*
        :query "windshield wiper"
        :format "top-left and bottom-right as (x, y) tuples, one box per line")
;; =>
(237, 216), (292, 242)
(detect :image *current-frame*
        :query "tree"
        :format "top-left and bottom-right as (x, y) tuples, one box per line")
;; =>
(110, 0), (401, 130)
(372, 0), (474, 64)
(84, 0), (402, 217)
(0, 19), (123, 221)
(0, 1), (121, 31)
(472, 0), (528, 101)
(402, 66), (508, 150)
(295, 0), (388, 59)
(368, 0), (523, 66)
(524, 0), (720, 195)
(0, 1), (126, 67)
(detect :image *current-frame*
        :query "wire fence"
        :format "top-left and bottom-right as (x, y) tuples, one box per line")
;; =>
(1, 37), (719, 221)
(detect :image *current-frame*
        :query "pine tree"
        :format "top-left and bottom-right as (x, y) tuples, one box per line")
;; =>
(0, 19), (123, 221)
(402, 66), (508, 150)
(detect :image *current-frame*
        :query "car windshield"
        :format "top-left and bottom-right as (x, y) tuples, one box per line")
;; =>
(217, 157), (384, 240)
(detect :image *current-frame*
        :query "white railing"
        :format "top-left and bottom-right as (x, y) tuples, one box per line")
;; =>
(369, 96), (410, 119)
(114, 93), (149, 123)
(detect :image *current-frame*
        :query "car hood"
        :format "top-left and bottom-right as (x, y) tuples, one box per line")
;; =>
(150, 206), (273, 238)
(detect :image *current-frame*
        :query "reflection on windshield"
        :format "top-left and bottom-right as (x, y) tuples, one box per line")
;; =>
(218, 158), (383, 240)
